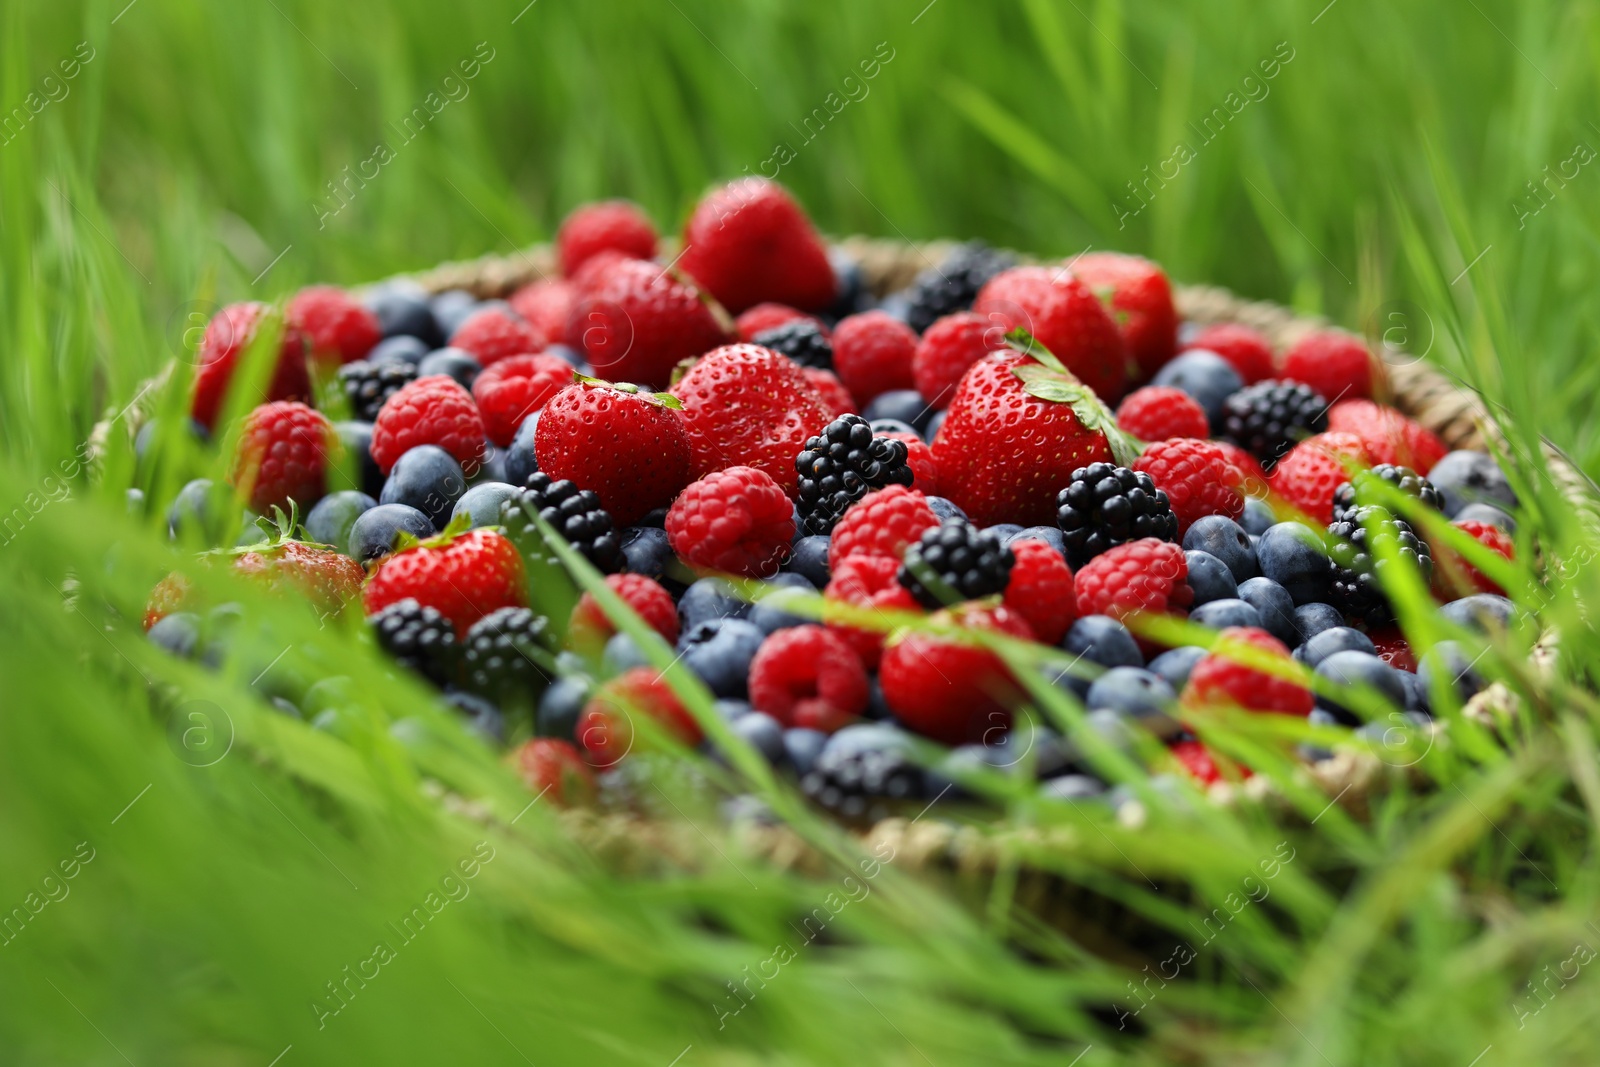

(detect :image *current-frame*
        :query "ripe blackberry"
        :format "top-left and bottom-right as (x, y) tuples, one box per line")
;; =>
(795, 415), (914, 535)
(1332, 464), (1443, 525)
(499, 472), (623, 573)
(369, 598), (457, 685)
(800, 725), (927, 824)
(903, 242), (1017, 334)
(338, 359), (418, 422)
(461, 606), (556, 705)
(1219, 379), (1329, 469)
(1055, 463), (1179, 569)
(752, 319), (832, 369)
(1326, 505), (1433, 627)
(897, 519), (1014, 609)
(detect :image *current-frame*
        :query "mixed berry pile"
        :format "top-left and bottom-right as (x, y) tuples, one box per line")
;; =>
(139, 178), (1526, 822)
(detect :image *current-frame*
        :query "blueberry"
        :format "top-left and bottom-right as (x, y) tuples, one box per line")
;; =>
(1054, 616), (1143, 698)
(1184, 516), (1257, 581)
(1454, 502), (1516, 533)
(787, 535), (831, 587)
(330, 420), (385, 497)
(748, 574), (815, 635)
(828, 250), (872, 318)
(1041, 775), (1107, 801)
(1296, 626), (1376, 669)
(1190, 598), (1263, 631)
(430, 290), (480, 337)
(305, 490), (377, 555)
(924, 409), (948, 442)
(503, 413), (540, 487)
(439, 690), (504, 744)
(475, 443), (508, 485)
(1237, 577), (1298, 646)
(620, 526), (675, 581)
(863, 389), (930, 430)
(868, 418), (919, 438)
(166, 478), (223, 543)
(1150, 350), (1243, 426)
(728, 712), (786, 764)
(1240, 496), (1277, 536)
(988, 523), (1025, 545)
(1397, 668), (1428, 713)
(1257, 522), (1330, 604)
(348, 503), (434, 563)
(1314, 650), (1406, 725)
(368, 334), (430, 365)
(714, 699), (754, 723)
(783, 728), (829, 775)
(147, 612), (202, 658)
(863, 679), (892, 721)
(1293, 602), (1346, 642)
(1004, 525), (1067, 556)
(367, 283), (443, 346)
(1439, 594), (1520, 634)
(1427, 450), (1517, 517)
(602, 632), (651, 675)
(678, 618), (764, 698)
(536, 676), (590, 742)
(417, 346), (482, 389)
(1148, 646), (1207, 691)
(1185, 550), (1238, 605)
(380, 445), (466, 527)
(451, 481), (520, 529)
(1062, 708), (1140, 767)
(126, 487), (146, 515)
(679, 578), (751, 630)
(1085, 667), (1179, 738)
(925, 496), (968, 523)
(1418, 640), (1486, 704)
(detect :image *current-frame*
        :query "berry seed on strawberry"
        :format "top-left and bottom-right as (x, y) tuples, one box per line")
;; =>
(666, 465), (795, 578)
(570, 573), (681, 654)
(362, 527), (527, 637)
(533, 380), (693, 525)
(570, 257), (731, 388)
(370, 374), (487, 476)
(1268, 431), (1369, 525)
(1326, 399), (1447, 474)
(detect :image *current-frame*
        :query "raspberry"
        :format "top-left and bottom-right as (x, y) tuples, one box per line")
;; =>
(831, 311), (918, 406)
(827, 485), (940, 570)
(665, 465), (795, 578)
(912, 311), (1005, 409)
(878, 431), (940, 498)
(371, 375), (487, 476)
(748, 625), (870, 732)
(338, 359), (417, 422)
(508, 280), (577, 348)
(577, 668), (702, 767)
(231, 401), (333, 513)
(1327, 505), (1432, 627)
(1182, 626), (1312, 716)
(286, 285), (381, 364)
(1326, 399), (1447, 474)
(471, 352), (575, 447)
(449, 307), (547, 367)
(897, 519), (1014, 609)
(1116, 386), (1209, 441)
(509, 738), (597, 807)
(1185, 323), (1275, 385)
(1282, 331), (1378, 402)
(1268, 432), (1369, 525)
(1433, 519), (1515, 598)
(879, 603), (1033, 745)
(570, 573), (681, 654)
(902, 242), (1016, 334)
(802, 367), (857, 418)
(752, 319), (832, 369)
(1073, 538), (1192, 620)
(823, 553), (922, 669)
(1134, 438), (1246, 535)
(1368, 627), (1418, 672)
(557, 200), (658, 277)
(362, 528), (527, 637)
(1210, 441), (1270, 497)
(190, 302), (312, 431)
(736, 303), (824, 342)
(795, 414), (914, 536)
(1219, 380), (1330, 469)
(1002, 538), (1076, 644)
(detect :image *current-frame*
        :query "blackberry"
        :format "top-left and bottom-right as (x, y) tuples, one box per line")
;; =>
(369, 598), (457, 685)
(1332, 464), (1443, 525)
(902, 242), (1017, 334)
(897, 519), (1014, 609)
(1054, 463), (1179, 569)
(800, 725), (927, 823)
(461, 606), (556, 706)
(1326, 505), (1432, 627)
(794, 415), (914, 535)
(338, 359), (418, 422)
(1219, 379), (1329, 469)
(499, 472), (622, 573)
(751, 319), (832, 369)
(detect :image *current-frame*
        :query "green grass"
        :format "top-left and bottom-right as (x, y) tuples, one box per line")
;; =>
(5, 0), (1600, 1063)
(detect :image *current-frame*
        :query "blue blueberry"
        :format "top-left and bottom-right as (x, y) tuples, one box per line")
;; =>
(1454, 502), (1515, 533)
(748, 574), (815, 635)
(1086, 667), (1179, 738)
(863, 389), (930, 430)
(331, 420), (384, 497)
(678, 618), (765, 698)
(783, 728), (829, 775)
(1148, 645), (1207, 691)
(869, 418), (919, 438)
(1150, 350), (1243, 426)
(1294, 602), (1346, 642)
(728, 712), (786, 764)
(1062, 708), (1141, 767)
(451, 481), (520, 529)
(305, 490), (377, 554)
(1418, 640), (1486, 705)
(1184, 515), (1258, 581)
(679, 578), (751, 630)
(1427, 450), (1517, 517)
(714, 699), (754, 723)
(1190, 598), (1262, 631)
(602, 632), (651, 676)
(1296, 626), (1376, 669)
(1185, 550), (1238, 605)
(430, 290), (480, 337)
(1240, 496), (1277, 536)
(537, 676), (591, 741)
(368, 334), (429, 365)
(442, 689), (506, 744)
(348, 503), (434, 563)
(474, 443), (508, 485)
(147, 612), (202, 659)
(988, 523), (1025, 545)
(380, 445), (466, 527)
(1257, 522), (1330, 604)
(1315, 650), (1406, 725)
(1439, 594), (1520, 634)
(167, 478), (223, 542)
(925, 496), (968, 523)
(620, 526), (675, 581)
(1041, 775), (1107, 801)
(1237, 577), (1298, 646)
(863, 678), (892, 721)
(416, 346), (482, 390)
(367, 283), (443, 346)
(126, 487), (146, 515)
(1004, 525), (1067, 556)
(1397, 668), (1429, 713)
(787, 535), (831, 587)
(1055, 616), (1143, 698)
(503, 413), (540, 488)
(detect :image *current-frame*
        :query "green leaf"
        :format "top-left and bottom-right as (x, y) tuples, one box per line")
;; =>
(1004, 328), (1068, 373)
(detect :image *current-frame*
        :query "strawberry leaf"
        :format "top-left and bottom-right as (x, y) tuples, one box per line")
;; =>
(1009, 364), (1145, 467)
(1003, 327), (1068, 373)
(574, 373), (683, 409)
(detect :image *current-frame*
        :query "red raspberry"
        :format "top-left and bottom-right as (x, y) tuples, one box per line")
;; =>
(569, 249), (638, 293)
(1368, 627), (1418, 672)
(1002, 539), (1076, 644)
(471, 353), (574, 447)
(1268, 431), (1369, 525)
(666, 466), (795, 578)
(678, 177), (836, 314)
(803, 367), (857, 417)
(449, 306), (547, 367)
(535, 381), (693, 524)
(1185, 323), (1275, 385)
(508, 738), (596, 806)
(878, 431), (940, 498)
(1182, 626), (1312, 716)
(1326, 399), (1446, 474)
(362, 528), (526, 636)
(1134, 438), (1245, 535)
(973, 266), (1127, 403)
(577, 668), (702, 768)
(231, 401), (334, 514)
(370, 375), (487, 476)
(1282, 331), (1378, 402)
(831, 311), (918, 407)
(1074, 538), (1192, 620)
(827, 485), (940, 570)
(1116, 386), (1209, 441)
(1210, 440), (1270, 497)
(822, 553), (921, 669)
(285, 285), (380, 365)
(508, 279), (577, 348)
(748, 625), (870, 733)
(912, 311), (1005, 409)
(571, 257), (731, 389)
(879, 603), (1034, 746)
(736, 303), (826, 342)
(1072, 252), (1178, 380)
(1433, 519), (1515, 598)
(569, 573), (680, 654)
(190, 302), (312, 431)
(1170, 739), (1252, 785)
(557, 200), (658, 277)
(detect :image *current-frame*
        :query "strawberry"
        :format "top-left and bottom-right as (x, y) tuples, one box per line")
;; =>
(508, 279), (578, 348)
(972, 266), (1127, 402)
(569, 257), (730, 389)
(677, 178), (836, 314)
(362, 526), (527, 636)
(557, 200), (658, 277)
(508, 738), (596, 807)
(879, 603), (1033, 746)
(232, 539), (365, 617)
(190, 302), (312, 431)
(535, 379), (694, 525)
(1072, 252), (1178, 381)
(285, 286), (381, 365)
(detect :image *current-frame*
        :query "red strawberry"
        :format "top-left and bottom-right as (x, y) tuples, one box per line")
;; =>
(449, 306), (547, 367)
(569, 257), (730, 389)
(232, 540), (365, 617)
(1326, 399), (1446, 474)
(736, 302), (825, 342)
(1072, 252), (1178, 381)
(370, 375), (487, 476)
(508, 280), (578, 348)
(190, 302), (312, 431)
(1170, 739), (1252, 785)
(231, 401), (335, 513)
(1185, 323), (1276, 385)
(972, 266), (1127, 401)
(362, 527), (526, 636)
(471, 353), (574, 447)
(569, 573), (680, 656)
(143, 572), (194, 631)
(508, 738), (596, 807)
(286, 286), (381, 365)
(577, 668), (702, 767)
(1182, 626), (1312, 716)
(557, 200), (658, 277)
(879, 603), (1033, 746)
(1432, 520), (1515, 598)
(678, 178), (836, 314)
(534, 380), (694, 525)
(1368, 627), (1418, 672)
(929, 348), (1120, 527)
(1281, 331), (1379, 403)
(803, 367), (857, 417)
(831, 311), (917, 406)
(669, 343), (833, 496)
